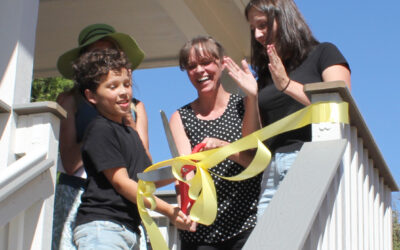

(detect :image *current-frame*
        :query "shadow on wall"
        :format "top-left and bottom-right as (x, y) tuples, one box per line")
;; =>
(0, 113), (11, 141)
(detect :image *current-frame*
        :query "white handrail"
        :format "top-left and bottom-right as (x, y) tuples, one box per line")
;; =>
(0, 148), (53, 202)
(243, 139), (347, 250)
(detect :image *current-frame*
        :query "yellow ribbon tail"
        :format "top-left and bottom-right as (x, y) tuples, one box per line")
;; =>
(223, 139), (271, 181)
(137, 180), (169, 250)
(189, 167), (217, 225)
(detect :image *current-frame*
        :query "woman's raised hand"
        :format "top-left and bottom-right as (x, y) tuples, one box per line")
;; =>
(266, 44), (290, 91)
(224, 56), (258, 98)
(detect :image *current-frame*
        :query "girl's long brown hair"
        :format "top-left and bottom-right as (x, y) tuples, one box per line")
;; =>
(245, 0), (319, 87)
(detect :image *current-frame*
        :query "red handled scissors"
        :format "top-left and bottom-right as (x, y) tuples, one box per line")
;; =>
(179, 143), (206, 214)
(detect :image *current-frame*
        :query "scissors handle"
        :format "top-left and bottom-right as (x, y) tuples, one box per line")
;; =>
(180, 143), (206, 214)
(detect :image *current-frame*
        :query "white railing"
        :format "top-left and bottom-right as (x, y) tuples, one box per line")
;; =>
(302, 128), (393, 250)
(303, 82), (396, 250)
(0, 149), (50, 203)
(0, 102), (65, 250)
(2, 82), (390, 249)
(153, 81), (397, 250)
(244, 81), (397, 250)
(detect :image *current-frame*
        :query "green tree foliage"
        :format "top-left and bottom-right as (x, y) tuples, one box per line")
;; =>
(31, 77), (74, 102)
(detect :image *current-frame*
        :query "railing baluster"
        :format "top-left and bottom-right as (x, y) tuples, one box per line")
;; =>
(362, 149), (370, 250)
(384, 187), (392, 250)
(357, 137), (365, 250)
(368, 159), (375, 249)
(373, 167), (380, 249)
(343, 125), (353, 250)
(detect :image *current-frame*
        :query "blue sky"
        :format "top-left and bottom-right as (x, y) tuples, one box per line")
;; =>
(133, 0), (400, 200)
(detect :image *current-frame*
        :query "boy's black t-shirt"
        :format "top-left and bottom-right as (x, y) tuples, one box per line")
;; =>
(75, 115), (150, 234)
(258, 42), (350, 153)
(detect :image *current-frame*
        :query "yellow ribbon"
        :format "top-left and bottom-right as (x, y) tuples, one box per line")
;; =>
(137, 101), (349, 250)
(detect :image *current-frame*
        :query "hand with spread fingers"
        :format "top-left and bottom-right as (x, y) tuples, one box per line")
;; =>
(224, 56), (261, 138)
(224, 56), (258, 98)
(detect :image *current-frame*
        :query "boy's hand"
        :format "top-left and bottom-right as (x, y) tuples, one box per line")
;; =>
(189, 221), (198, 232)
(168, 207), (195, 232)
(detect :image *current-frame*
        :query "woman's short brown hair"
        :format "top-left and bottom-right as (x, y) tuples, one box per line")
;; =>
(179, 36), (225, 70)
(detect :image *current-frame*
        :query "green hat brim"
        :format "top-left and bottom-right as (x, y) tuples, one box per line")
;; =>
(57, 32), (145, 79)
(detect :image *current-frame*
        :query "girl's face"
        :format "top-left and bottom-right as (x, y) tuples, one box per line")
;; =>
(248, 7), (278, 51)
(186, 47), (224, 95)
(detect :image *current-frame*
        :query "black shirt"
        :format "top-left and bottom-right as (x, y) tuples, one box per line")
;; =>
(75, 115), (150, 234)
(258, 42), (350, 153)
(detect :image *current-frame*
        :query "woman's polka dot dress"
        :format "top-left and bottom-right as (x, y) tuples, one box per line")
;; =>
(178, 94), (261, 244)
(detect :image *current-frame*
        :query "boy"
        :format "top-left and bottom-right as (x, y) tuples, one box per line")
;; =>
(53, 23), (151, 250)
(72, 48), (191, 249)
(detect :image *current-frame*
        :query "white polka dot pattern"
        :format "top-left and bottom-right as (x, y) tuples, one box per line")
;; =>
(178, 94), (261, 244)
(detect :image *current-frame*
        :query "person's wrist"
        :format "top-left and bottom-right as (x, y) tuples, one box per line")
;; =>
(245, 94), (258, 105)
(163, 205), (174, 221)
(246, 91), (258, 99)
(280, 78), (291, 92)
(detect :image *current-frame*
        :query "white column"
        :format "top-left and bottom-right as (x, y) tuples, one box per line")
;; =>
(0, 0), (39, 167)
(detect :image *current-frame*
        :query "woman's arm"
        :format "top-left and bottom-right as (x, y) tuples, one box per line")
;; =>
(135, 100), (152, 161)
(200, 137), (255, 168)
(267, 44), (351, 106)
(123, 100), (152, 161)
(224, 57), (261, 136)
(169, 110), (192, 200)
(322, 64), (351, 90)
(170, 111), (192, 156)
(57, 92), (83, 175)
(223, 57), (260, 167)
(266, 44), (311, 105)
(103, 166), (193, 231)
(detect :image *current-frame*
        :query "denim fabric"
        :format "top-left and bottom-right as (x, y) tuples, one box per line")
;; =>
(138, 224), (148, 250)
(74, 220), (139, 250)
(59, 188), (84, 249)
(257, 151), (299, 221)
(52, 181), (84, 250)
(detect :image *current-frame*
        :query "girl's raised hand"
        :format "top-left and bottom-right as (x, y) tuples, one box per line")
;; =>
(224, 56), (258, 98)
(266, 44), (290, 91)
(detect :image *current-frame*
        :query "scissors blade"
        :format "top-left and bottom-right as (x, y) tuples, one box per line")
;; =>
(137, 166), (173, 182)
(160, 110), (180, 158)
(137, 110), (179, 182)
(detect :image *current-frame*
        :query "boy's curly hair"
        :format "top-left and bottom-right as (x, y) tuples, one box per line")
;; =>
(72, 48), (132, 95)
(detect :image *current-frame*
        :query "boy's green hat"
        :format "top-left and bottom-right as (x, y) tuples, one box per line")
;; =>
(57, 23), (145, 79)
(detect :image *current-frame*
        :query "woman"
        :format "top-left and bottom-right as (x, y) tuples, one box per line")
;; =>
(243, 0), (351, 219)
(170, 36), (261, 250)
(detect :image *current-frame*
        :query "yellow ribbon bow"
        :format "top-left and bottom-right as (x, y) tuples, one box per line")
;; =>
(137, 101), (349, 250)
